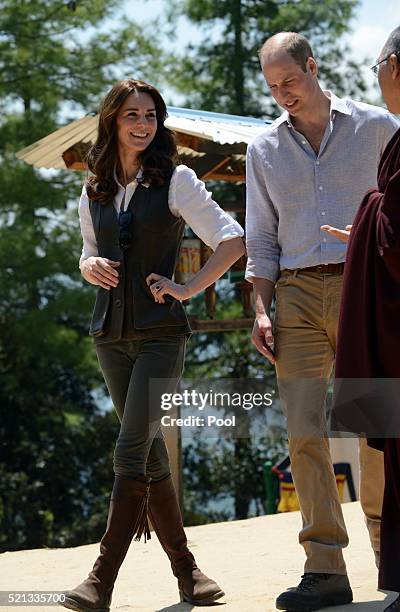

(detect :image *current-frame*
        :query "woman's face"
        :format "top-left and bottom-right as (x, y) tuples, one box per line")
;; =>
(116, 91), (158, 155)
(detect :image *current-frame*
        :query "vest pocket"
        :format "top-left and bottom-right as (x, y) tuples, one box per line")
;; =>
(132, 272), (189, 329)
(89, 287), (111, 337)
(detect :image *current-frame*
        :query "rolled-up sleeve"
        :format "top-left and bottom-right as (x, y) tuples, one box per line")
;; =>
(169, 165), (244, 251)
(78, 183), (98, 269)
(245, 143), (280, 283)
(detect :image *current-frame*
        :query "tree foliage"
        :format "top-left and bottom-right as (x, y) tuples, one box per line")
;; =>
(168, 0), (366, 117)
(182, 290), (286, 523)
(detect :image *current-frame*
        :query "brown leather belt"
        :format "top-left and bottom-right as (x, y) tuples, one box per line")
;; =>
(301, 263), (345, 274)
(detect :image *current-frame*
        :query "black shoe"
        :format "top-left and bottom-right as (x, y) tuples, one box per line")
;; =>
(275, 573), (353, 611)
(385, 595), (400, 611)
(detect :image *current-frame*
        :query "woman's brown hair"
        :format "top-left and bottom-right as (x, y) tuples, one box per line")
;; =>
(86, 79), (178, 203)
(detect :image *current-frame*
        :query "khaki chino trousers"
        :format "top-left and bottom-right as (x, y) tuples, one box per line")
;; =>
(274, 268), (384, 574)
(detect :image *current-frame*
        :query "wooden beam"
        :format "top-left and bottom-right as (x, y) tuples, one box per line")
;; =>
(188, 318), (254, 332)
(175, 132), (206, 151)
(179, 153), (227, 179)
(200, 156), (230, 180)
(175, 132), (247, 156)
(62, 143), (90, 170)
(205, 173), (245, 183)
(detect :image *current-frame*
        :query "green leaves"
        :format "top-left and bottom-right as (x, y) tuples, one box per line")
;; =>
(168, 0), (364, 117)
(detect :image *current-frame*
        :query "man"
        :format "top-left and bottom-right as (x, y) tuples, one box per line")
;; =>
(245, 31), (399, 612)
(323, 26), (400, 612)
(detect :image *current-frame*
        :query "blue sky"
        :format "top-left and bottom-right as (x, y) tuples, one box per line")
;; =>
(346, 0), (399, 89)
(122, 0), (398, 58)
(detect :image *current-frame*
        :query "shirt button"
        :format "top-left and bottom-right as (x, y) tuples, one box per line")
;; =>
(316, 161), (320, 166)
(302, 140), (306, 145)
(319, 185), (323, 191)
(323, 238), (327, 242)
(321, 211), (326, 215)
(115, 299), (122, 307)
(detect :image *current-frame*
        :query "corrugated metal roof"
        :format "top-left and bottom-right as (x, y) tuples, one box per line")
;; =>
(165, 106), (268, 146)
(16, 107), (269, 170)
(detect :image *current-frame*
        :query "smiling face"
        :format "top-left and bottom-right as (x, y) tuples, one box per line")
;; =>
(262, 50), (318, 117)
(116, 91), (158, 155)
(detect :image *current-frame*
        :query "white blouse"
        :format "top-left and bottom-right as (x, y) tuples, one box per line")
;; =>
(78, 164), (244, 268)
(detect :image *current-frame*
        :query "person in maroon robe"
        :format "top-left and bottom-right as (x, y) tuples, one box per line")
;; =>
(321, 26), (400, 612)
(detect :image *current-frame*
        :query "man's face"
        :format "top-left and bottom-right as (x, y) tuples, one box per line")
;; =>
(262, 51), (317, 117)
(377, 48), (400, 114)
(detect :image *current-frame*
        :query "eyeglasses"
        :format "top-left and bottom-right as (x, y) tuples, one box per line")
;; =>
(371, 52), (398, 77)
(118, 209), (133, 251)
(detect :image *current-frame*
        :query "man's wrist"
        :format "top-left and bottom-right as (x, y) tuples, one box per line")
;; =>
(80, 258), (92, 281)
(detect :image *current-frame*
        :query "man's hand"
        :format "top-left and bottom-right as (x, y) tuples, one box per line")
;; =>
(81, 256), (120, 289)
(320, 224), (352, 243)
(251, 315), (276, 365)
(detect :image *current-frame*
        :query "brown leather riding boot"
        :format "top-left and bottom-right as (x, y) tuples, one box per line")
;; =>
(62, 475), (151, 612)
(148, 474), (224, 605)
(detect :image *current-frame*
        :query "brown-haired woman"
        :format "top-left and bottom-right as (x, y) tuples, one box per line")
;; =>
(62, 79), (245, 612)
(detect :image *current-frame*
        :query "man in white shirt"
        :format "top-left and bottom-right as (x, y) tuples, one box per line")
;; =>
(245, 31), (399, 612)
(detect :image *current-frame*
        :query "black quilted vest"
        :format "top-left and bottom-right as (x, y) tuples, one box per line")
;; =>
(87, 174), (191, 344)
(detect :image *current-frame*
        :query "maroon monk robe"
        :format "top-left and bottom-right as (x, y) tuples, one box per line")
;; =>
(333, 127), (400, 593)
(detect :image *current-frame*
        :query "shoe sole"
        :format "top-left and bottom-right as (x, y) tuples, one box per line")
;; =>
(179, 589), (225, 605)
(275, 590), (353, 611)
(59, 596), (109, 612)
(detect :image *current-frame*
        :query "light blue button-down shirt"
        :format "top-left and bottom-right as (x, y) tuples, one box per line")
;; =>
(245, 92), (400, 283)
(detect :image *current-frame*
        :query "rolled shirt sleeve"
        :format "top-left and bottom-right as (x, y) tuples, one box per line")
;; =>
(168, 165), (244, 250)
(245, 143), (280, 283)
(78, 183), (99, 269)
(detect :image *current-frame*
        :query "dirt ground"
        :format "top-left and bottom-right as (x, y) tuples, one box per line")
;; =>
(0, 501), (397, 612)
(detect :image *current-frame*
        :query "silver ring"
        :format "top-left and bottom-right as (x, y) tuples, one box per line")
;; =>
(155, 284), (161, 291)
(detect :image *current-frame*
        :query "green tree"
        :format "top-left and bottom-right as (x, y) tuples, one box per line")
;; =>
(168, 0), (366, 117)
(0, 0), (164, 551)
(182, 290), (286, 523)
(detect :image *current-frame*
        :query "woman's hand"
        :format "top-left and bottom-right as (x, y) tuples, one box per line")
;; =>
(81, 256), (120, 290)
(320, 225), (352, 243)
(146, 273), (189, 304)
(146, 237), (245, 304)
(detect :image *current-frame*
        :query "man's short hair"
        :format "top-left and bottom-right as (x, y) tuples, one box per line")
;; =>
(383, 26), (400, 57)
(259, 32), (315, 72)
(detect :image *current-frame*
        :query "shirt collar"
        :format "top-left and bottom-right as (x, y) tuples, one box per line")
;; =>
(273, 90), (351, 130)
(113, 166), (149, 188)
(326, 91), (351, 116)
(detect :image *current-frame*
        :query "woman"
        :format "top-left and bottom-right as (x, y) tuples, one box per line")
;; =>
(62, 78), (245, 612)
